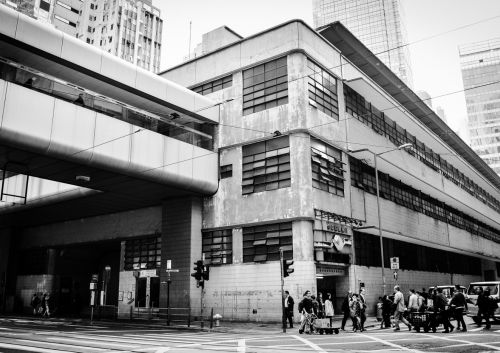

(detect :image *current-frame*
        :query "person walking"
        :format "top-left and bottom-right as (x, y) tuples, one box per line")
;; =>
(317, 293), (325, 318)
(283, 290), (295, 329)
(408, 289), (419, 312)
(350, 294), (362, 332)
(324, 293), (334, 327)
(40, 293), (47, 317)
(298, 290), (314, 334)
(449, 284), (467, 332)
(30, 293), (40, 316)
(477, 287), (492, 329)
(381, 294), (392, 328)
(393, 285), (411, 331)
(434, 287), (454, 333)
(359, 288), (367, 331)
(340, 290), (353, 331)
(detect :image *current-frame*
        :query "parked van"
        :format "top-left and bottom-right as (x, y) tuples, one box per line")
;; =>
(428, 285), (466, 300)
(466, 281), (500, 323)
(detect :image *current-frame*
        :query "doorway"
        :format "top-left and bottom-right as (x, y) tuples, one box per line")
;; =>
(317, 276), (339, 313)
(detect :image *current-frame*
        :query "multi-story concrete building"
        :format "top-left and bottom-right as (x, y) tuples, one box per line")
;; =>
(459, 38), (500, 176)
(0, 0), (162, 72)
(312, 0), (413, 87)
(1, 5), (499, 322)
(161, 22), (500, 319)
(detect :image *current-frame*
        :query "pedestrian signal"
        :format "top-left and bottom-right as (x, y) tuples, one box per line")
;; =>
(283, 260), (294, 277)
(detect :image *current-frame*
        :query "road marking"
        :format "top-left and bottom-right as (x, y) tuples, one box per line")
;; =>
(45, 336), (138, 348)
(359, 333), (425, 353)
(0, 342), (68, 353)
(419, 332), (500, 351)
(468, 327), (483, 332)
(154, 348), (171, 353)
(291, 335), (327, 353)
(237, 339), (245, 353)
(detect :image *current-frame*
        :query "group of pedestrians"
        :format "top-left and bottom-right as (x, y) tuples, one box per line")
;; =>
(340, 288), (367, 332)
(30, 293), (52, 317)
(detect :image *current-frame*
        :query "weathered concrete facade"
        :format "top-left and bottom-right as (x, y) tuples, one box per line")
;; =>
(161, 20), (500, 319)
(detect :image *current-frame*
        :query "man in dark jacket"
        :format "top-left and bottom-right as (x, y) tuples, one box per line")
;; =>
(477, 287), (492, 329)
(340, 290), (353, 331)
(283, 290), (295, 328)
(434, 288), (454, 333)
(449, 284), (467, 331)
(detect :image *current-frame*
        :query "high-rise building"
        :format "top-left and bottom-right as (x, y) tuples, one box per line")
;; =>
(312, 0), (413, 87)
(0, 0), (163, 72)
(459, 38), (500, 176)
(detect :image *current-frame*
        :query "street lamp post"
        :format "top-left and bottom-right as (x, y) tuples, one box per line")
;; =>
(349, 143), (412, 295)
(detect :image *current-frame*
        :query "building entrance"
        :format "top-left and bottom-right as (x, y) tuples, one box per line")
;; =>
(135, 276), (160, 308)
(317, 276), (340, 314)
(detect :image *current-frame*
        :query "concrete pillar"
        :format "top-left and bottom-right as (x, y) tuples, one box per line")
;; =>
(0, 228), (12, 313)
(159, 197), (203, 314)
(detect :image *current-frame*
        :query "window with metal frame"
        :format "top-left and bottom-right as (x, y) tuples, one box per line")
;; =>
(242, 222), (293, 263)
(307, 59), (339, 119)
(349, 157), (500, 243)
(242, 57), (288, 115)
(242, 136), (291, 194)
(124, 236), (161, 270)
(202, 229), (232, 265)
(311, 138), (344, 196)
(344, 85), (500, 213)
(220, 164), (233, 179)
(192, 75), (232, 96)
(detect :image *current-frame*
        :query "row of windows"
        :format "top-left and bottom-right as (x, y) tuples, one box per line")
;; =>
(344, 85), (500, 213)
(354, 231), (481, 275)
(124, 236), (161, 270)
(350, 157), (500, 243)
(242, 136), (291, 194)
(242, 57), (288, 115)
(243, 222), (293, 263)
(192, 75), (232, 96)
(311, 138), (345, 196)
(307, 59), (339, 119)
(202, 229), (232, 265)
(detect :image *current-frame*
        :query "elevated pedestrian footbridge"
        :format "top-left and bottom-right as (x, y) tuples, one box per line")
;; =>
(0, 5), (220, 226)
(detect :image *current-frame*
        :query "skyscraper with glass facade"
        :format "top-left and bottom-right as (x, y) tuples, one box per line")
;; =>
(460, 38), (500, 176)
(312, 0), (413, 87)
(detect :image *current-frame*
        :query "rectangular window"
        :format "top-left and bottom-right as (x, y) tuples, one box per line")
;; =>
(220, 164), (232, 179)
(202, 229), (232, 265)
(307, 59), (339, 119)
(192, 75), (232, 96)
(40, 0), (50, 11)
(311, 138), (344, 196)
(243, 222), (292, 263)
(242, 136), (291, 194)
(242, 57), (288, 115)
(124, 235), (161, 270)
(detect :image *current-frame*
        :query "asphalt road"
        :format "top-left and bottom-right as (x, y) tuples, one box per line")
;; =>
(0, 317), (498, 352)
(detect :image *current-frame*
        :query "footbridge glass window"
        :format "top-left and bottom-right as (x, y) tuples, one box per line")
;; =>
(307, 59), (338, 119)
(311, 138), (344, 196)
(243, 222), (292, 263)
(0, 57), (215, 150)
(242, 136), (291, 194)
(124, 236), (161, 270)
(242, 57), (288, 115)
(202, 229), (232, 265)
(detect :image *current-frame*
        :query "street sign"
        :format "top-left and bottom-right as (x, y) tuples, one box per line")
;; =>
(390, 257), (399, 270)
(165, 269), (179, 273)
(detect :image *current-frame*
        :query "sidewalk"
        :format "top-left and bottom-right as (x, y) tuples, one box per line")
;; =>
(0, 313), (382, 334)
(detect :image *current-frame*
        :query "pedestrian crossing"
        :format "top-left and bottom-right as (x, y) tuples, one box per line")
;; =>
(0, 328), (267, 353)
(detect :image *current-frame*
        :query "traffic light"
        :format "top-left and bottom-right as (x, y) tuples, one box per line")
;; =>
(202, 265), (210, 281)
(191, 260), (203, 281)
(283, 259), (294, 277)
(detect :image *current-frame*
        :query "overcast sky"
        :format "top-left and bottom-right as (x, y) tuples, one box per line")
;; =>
(156, 0), (500, 141)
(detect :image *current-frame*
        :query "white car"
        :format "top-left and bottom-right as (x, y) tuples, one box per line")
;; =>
(466, 281), (500, 323)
